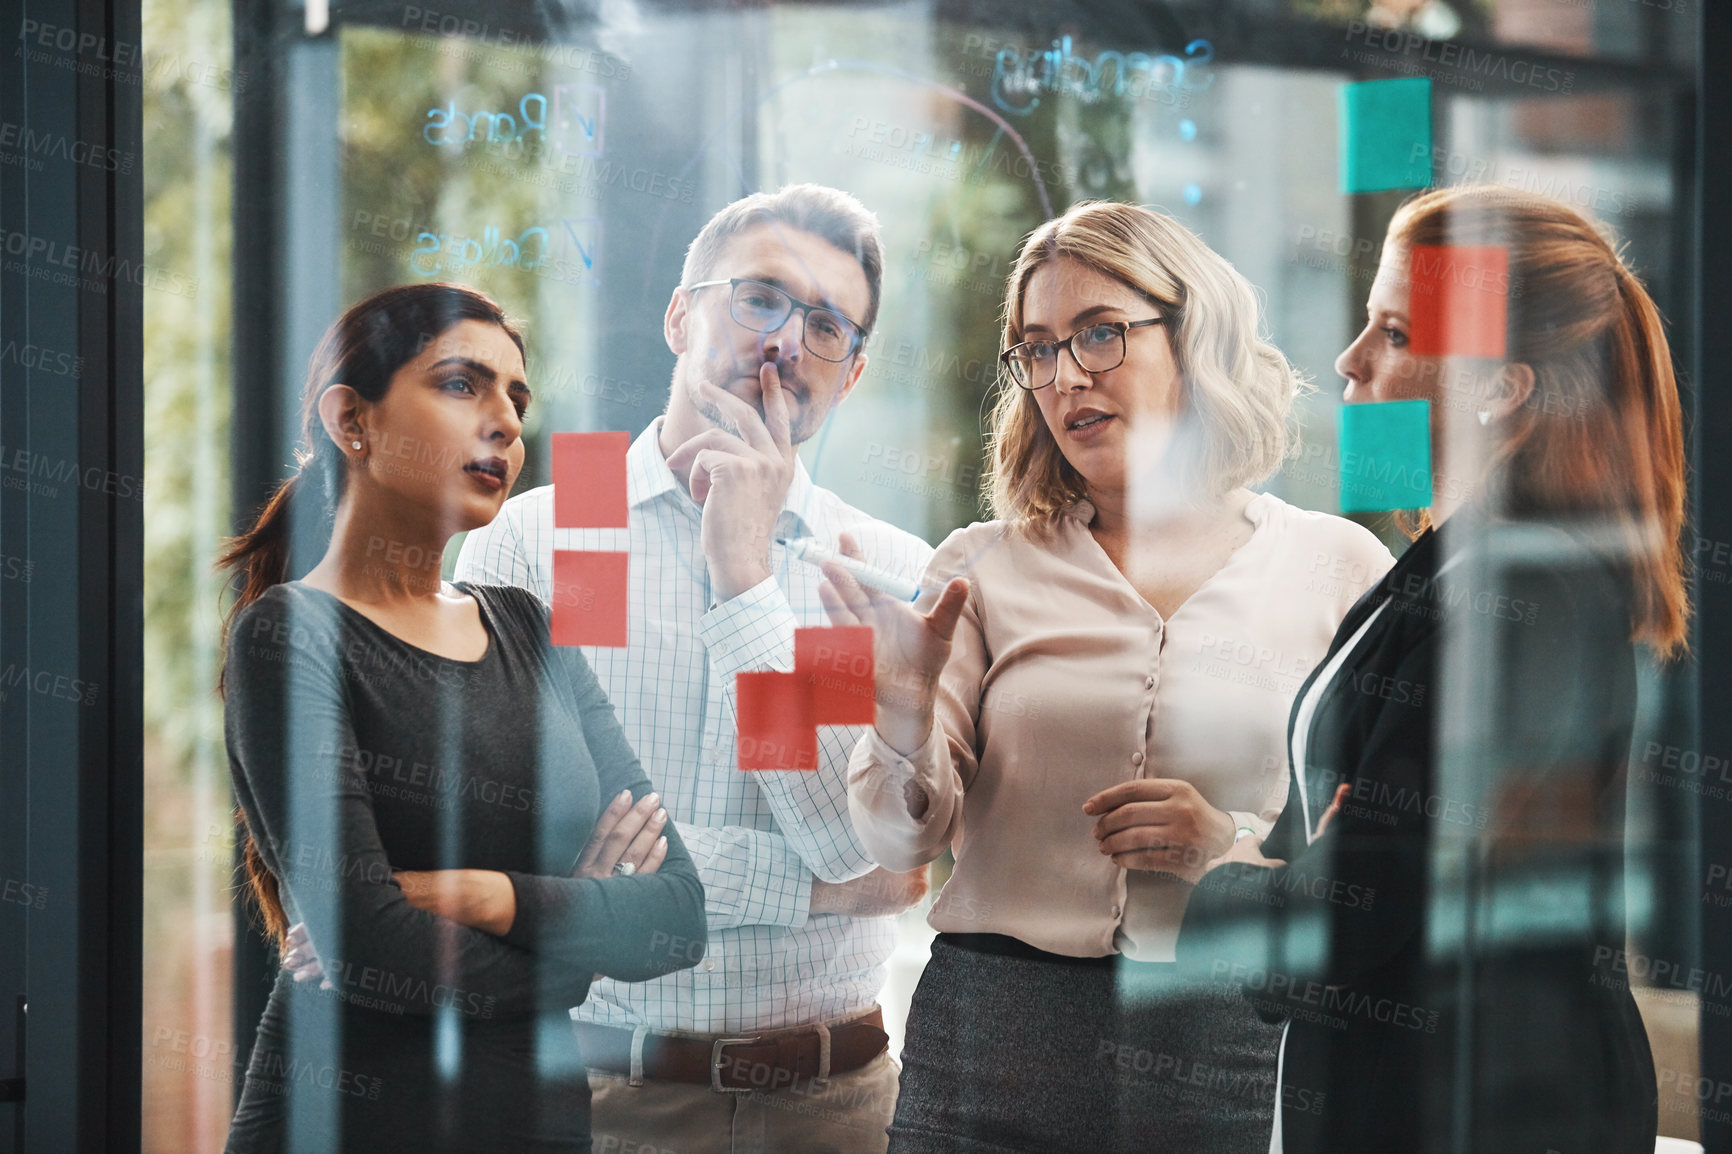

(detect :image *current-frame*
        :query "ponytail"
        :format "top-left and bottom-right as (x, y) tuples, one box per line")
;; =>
(217, 467), (305, 948)
(218, 458), (333, 948)
(217, 461), (328, 950)
(239, 821), (290, 947)
(1387, 186), (1690, 658)
(214, 282), (525, 950)
(1608, 262), (1689, 656)
(217, 467), (307, 663)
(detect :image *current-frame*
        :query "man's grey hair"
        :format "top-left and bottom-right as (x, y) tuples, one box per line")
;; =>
(680, 183), (885, 337)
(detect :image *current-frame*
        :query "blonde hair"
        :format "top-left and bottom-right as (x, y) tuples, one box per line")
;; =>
(1387, 185), (1688, 657)
(986, 201), (1305, 526)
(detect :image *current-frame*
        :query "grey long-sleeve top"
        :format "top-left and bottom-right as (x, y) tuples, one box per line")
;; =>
(224, 580), (707, 1018)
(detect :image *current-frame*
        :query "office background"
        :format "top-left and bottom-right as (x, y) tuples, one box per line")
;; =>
(1, 0), (1727, 1149)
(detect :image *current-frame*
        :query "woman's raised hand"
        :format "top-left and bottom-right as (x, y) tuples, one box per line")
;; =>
(816, 533), (970, 757)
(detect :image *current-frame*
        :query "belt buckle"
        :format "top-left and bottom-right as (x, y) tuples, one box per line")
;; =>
(710, 1036), (760, 1094)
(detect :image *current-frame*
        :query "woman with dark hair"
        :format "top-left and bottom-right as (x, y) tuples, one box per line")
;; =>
(219, 282), (706, 1152)
(1180, 185), (1683, 1153)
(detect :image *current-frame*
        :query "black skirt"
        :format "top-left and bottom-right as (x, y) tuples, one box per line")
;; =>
(888, 934), (1280, 1154)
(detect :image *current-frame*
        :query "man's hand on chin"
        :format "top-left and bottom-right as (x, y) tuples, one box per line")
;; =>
(664, 362), (799, 602)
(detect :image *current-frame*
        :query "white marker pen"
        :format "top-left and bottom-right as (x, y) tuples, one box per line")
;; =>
(780, 538), (921, 602)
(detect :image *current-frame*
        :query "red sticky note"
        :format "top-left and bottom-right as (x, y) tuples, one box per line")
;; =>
(736, 626), (876, 769)
(1407, 244), (1508, 359)
(737, 672), (818, 770)
(550, 550), (629, 647)
(552, 431), (629, 529)
(797, 626), (875, 725)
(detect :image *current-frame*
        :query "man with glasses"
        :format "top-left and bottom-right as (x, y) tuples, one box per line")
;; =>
(456, 184), (932, 1153)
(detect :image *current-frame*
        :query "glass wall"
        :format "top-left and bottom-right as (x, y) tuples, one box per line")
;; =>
(137, 0), (1705, 1148)
(140, 0), (235, 1148)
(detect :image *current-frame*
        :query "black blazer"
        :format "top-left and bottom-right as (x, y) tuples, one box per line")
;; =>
(1178, 512), (1658, 1154)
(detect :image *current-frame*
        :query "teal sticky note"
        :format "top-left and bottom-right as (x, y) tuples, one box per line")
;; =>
(1339, 78), (1431, 193)
(1338, 400), (1432, 512)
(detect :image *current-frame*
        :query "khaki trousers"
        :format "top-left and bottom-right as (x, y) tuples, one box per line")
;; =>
(587, 1050), (899, 1154)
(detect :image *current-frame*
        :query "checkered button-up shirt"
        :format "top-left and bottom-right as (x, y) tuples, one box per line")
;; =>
(454, 419), (934, 1031)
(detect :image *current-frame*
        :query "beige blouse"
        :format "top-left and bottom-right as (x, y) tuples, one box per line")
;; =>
(847, 492), (1395, 961)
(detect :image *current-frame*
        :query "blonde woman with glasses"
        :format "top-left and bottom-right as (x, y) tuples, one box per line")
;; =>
(817, 202), (1394, 1153)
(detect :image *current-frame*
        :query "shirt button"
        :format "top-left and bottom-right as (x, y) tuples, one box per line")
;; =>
(1111, 905), (1122, 918)
(1145, 676), (1156, 689)
(704, 959), (715, 972)
(1131, 752), (1145, 766)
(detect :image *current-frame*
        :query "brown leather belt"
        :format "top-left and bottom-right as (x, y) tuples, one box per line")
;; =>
(576, 1008), (888, 1093)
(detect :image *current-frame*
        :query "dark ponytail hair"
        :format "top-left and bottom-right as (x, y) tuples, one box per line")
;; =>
(217, 282), (525, 946)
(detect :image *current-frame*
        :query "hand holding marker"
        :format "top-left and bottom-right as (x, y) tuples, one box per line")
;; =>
(809, 531), (971, 759)
(781, 538), (921, 602)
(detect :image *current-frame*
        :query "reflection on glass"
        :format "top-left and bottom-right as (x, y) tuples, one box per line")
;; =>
(133, 1), (1702, 1150)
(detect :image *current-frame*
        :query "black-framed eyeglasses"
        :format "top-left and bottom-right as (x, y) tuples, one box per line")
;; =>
(686, 278), (866, 363)
(1000, 318), (1166, 391)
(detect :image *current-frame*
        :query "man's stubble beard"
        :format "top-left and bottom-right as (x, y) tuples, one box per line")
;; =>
(677, 356), (827, 445)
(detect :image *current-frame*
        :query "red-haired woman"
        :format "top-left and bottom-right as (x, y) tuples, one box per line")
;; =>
(219, 283), (705, 1152)
(1182, 186), (1682, 1153)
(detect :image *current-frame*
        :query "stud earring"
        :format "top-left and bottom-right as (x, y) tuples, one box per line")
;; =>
(352, 439), (363, 450)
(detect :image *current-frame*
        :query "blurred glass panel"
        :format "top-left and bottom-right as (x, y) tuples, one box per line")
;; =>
(137, 0), (1703, 1147)
(141, 0), (236, 1149)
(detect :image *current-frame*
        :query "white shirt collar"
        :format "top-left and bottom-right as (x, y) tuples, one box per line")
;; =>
(627, 416), (817, 541)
